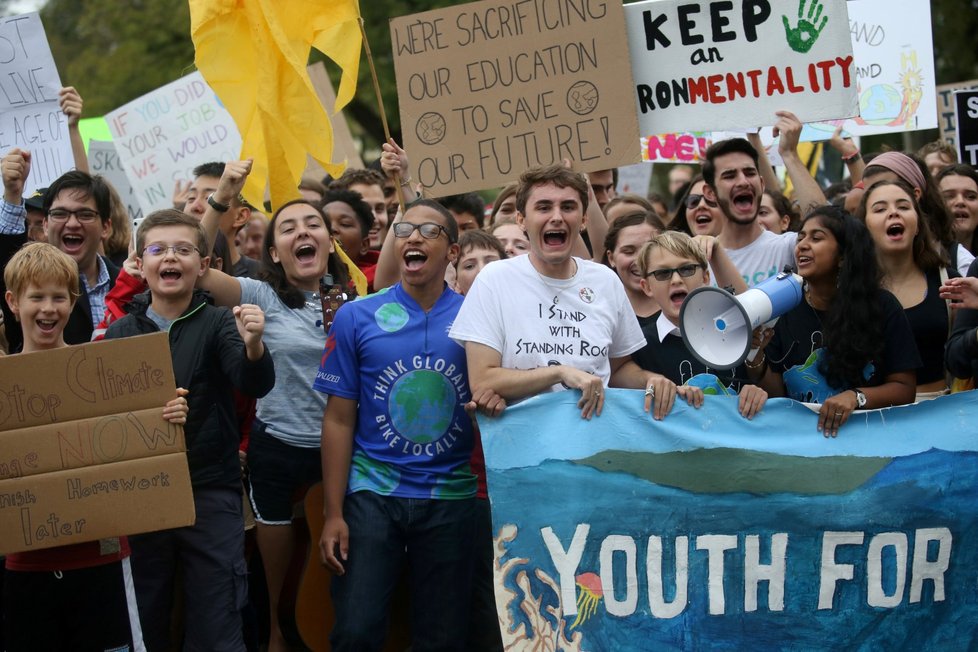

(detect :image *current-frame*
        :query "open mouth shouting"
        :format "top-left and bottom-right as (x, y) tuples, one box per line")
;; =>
(159, 267), (183, 283)
(403, 248), (428, 272)
(60, 232), (85, 256)
(885, 222), (906, 242)
(669, 287), (689, 308)
(294, 242), (318, 266)
(542, 229), (568, 249)
(731, 189), (756, 216)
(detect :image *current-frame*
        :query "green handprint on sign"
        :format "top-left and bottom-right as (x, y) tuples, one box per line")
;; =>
(783, 0), (829, 54)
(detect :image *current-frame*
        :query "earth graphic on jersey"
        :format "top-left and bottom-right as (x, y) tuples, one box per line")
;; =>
(389, 370), (455, 444)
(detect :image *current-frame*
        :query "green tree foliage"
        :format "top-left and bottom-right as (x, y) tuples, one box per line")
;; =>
(40, 0), (195, 116)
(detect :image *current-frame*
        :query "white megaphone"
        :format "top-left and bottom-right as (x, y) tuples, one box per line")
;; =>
(679, 270), (803, 370)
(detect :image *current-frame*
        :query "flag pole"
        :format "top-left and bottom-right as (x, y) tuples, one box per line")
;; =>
(358, 17), (410, 213)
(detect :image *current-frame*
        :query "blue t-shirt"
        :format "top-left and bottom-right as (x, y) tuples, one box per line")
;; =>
(313, 283), (476, 499)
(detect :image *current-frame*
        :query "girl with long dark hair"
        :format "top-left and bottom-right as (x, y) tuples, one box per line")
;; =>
(748, 206), (918, 436)
(857, 179), (951, 399)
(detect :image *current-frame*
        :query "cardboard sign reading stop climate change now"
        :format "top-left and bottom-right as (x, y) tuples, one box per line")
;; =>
(0, 13), (74, 196)
(391, 0), (641, 196)
(105, 71), (242, 214)
(624, 0), (858, 134)
(0, 333), (194, 555)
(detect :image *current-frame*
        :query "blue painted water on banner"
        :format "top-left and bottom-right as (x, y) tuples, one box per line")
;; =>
(482, 391), (978, 651)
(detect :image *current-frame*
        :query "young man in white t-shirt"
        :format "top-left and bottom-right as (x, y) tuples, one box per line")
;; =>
(450, 164), (702, 420)
(703, 137), (796, 287)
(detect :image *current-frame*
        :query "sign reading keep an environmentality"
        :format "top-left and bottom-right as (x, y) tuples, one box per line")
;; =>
(390, 0), (641, 196)
(954, 90), (978, 167)
(624, 0), (858, 134)
(105, 71), (242, 213)
(481, 390), (978, 649)
(0, 13), (74, 196)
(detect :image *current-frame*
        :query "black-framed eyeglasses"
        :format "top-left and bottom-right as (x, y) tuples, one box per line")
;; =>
(685, 193), (718, 210)
(47, 208), (100, 223)
(142, 244), (201, 258)
(392, 222), (450, 240)
(645, 263), (704, 282)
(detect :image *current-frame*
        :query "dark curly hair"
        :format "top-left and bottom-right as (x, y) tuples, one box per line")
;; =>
(803, 206), (884, 390)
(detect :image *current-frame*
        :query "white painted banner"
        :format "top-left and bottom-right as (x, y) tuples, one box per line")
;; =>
(625, 0), (858, 134)
(0, 13), (74, 196)
(105, 71), (242, 213)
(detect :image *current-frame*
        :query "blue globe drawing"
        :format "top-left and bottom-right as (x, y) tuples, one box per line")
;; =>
(389, 370), (455, 444)
(859, 84), (901, 124)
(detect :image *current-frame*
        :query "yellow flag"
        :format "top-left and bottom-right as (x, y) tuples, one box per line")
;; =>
(189, 0), (362, 211)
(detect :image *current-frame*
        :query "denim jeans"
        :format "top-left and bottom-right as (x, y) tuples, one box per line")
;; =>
(330, 491), (477, 652)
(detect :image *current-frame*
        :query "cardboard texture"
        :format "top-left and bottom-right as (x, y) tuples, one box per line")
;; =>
(624, 0), (858, 134)
(0, 333), (195, 555)
(391, 0), (641, 196)
(938, 80), (978, 147)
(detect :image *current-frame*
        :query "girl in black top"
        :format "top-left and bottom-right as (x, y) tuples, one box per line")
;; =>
(748, 206), (919, 436)
(857, 179), (952, 399)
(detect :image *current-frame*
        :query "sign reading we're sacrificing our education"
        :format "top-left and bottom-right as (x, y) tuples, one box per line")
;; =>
(391, 0), (641, 197)
(624, 0), (858, 135)
(105, 71), (242, 214)
(0, 13), (74, 196)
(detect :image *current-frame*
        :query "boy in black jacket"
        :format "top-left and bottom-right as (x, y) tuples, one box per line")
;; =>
(105, 209), (275, 651)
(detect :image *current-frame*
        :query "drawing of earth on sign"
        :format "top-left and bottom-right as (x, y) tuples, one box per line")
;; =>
(389, 370), (455, 443)
(416, 112), (447, 145)
(567, 81), (599, 116)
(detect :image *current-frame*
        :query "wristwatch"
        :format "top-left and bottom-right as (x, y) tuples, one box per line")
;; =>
(853, 389), (867, 409)
(207, 193), (230, 212)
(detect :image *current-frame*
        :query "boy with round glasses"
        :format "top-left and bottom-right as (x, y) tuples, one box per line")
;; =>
(104, 209), (275, 650)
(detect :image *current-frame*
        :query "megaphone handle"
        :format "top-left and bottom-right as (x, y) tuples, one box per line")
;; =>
(746, 347), (760, 363)
(745, 317), (780, 363)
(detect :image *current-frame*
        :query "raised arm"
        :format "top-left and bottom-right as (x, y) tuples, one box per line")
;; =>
(60, 87), (89, 174)
(774, 110), (827, 217)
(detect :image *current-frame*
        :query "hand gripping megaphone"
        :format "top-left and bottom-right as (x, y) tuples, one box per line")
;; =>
(679, 269), (803, 370)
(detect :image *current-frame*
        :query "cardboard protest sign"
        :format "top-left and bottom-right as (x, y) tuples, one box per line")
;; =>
(391, 0), (641, 196)
(482, 390), (978, 649)
(939, 81), (978, 147)
(955, 90), (978, 167)
(105, 71), (242, 213)
(0, 333), (194, 555)
(88, 139), (141, 222)
(0, 13), (74, 196)
(624, 0), (857, 134)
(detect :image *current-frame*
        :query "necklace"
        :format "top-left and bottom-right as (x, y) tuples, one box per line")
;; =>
(529, 257), (578, 304)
